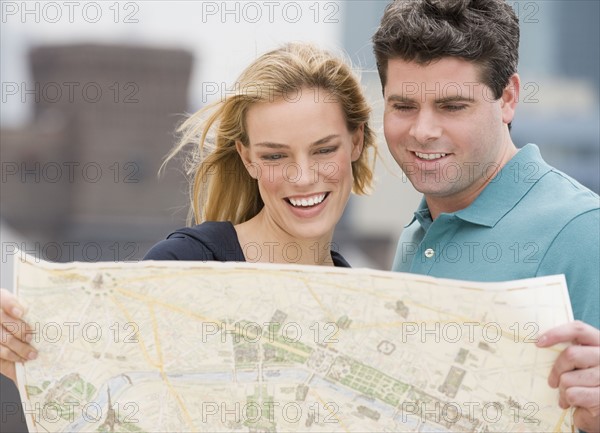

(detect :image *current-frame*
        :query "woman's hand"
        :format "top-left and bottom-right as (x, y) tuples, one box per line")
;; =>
(0, 288), (37, 383)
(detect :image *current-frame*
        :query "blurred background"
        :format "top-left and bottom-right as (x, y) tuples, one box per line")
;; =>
(1, 1), (598, 431)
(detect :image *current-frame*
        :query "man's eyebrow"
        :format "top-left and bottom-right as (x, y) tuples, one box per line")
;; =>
(386, 94), (475, 103)
(253, 134), (340, 148)
(436, 95), (475, 103)
(386, 95), (414, 103)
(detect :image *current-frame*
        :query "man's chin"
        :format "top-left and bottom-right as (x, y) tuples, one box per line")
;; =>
(410, 182), (455, 198)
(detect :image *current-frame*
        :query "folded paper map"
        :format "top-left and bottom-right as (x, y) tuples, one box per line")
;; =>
(14, 252), (574, 432)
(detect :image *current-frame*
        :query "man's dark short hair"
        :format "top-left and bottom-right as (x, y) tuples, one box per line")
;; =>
(372, 0), (520, 100)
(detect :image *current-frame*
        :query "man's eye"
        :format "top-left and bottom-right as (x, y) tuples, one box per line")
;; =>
(393, 104), (415, 111)
(444, 105), (467, 112)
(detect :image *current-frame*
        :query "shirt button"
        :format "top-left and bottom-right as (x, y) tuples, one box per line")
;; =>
(424, 248), (435, 258)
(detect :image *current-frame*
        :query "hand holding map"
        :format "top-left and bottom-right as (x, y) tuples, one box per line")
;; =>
(537, 322), (600, 432)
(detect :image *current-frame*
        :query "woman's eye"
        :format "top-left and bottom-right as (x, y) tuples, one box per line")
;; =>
(261, 154), (284, 161)
(316, 147), (337, 155)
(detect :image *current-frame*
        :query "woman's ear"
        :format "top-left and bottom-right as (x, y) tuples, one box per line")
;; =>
(236, 140), (258, 179)
(351, 123), (365, 162)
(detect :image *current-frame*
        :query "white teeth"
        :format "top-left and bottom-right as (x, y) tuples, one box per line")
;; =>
(289, 194), (326, 207)
(415, 152), (447, 160)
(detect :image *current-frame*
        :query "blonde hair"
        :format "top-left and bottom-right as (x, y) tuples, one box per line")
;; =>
(164, 42), (377, 225)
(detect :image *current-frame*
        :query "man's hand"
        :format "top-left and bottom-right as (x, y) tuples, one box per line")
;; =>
(0, 288), (37, 383)
(537, 321), (600, 432)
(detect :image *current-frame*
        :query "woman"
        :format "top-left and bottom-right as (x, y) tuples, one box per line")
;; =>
(144, 42), (376, 266)
(0, 43), (377, 382)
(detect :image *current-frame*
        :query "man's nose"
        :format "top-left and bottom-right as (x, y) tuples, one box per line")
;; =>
(409, 109), (442, 144)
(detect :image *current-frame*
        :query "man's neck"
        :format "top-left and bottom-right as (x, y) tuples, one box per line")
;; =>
(427, 144), (519, 220)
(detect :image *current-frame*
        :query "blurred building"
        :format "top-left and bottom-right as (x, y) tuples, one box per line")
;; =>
(512, 0), (599, 193)
(1, 43), (193, 259)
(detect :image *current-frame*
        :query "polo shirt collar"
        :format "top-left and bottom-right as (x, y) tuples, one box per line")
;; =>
(408, 197), (432, 230)
(406, 144), (552, 229)
(455, 144), (552, 227)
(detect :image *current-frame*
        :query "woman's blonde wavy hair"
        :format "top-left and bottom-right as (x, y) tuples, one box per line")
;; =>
(163, 42), (377, 226)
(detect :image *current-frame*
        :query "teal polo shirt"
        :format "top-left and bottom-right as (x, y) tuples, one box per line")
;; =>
(392, 144), (600, 328)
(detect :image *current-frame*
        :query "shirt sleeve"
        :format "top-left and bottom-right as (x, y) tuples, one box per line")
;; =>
(536, 208), (600, 329)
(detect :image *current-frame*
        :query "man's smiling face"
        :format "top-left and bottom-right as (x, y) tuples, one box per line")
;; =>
(383, 57), (518, 212)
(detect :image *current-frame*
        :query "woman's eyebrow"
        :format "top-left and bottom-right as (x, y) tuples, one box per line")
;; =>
(254, 134), (340, 149)
(311, 134), (339, 146)
(254, 142), (289, 149)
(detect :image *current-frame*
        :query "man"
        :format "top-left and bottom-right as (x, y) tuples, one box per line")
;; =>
(372, 0), (599, 431)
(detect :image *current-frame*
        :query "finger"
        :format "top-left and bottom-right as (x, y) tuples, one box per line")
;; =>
(0, 309), (34, 343)
(558, 366), (600, 409)
(557, 367), (600, 409)
(0, 343), (25, 363)
(0, 358), (17, 383)
(0, 288), (26, 319)
(573, 406), (600, 432)
(0, 326), (37, 361)
(537, 321), (600, 347)
(549, 346), (600, 387)
(559, 366), (600, 393)
(565, 386), (600, 415)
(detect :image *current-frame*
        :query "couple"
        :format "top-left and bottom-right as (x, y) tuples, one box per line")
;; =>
(2, 0), (599, 430)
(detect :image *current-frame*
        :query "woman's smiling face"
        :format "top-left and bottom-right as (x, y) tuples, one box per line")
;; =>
(237, 87), (364, 242)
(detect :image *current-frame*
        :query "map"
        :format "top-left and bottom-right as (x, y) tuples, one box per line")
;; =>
(14, 252), (574, 432)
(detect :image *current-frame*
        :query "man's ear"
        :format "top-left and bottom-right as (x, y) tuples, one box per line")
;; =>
(351, 123), (365, 162)
(236, 140), (258, 179)
(501, 73), (520, 125)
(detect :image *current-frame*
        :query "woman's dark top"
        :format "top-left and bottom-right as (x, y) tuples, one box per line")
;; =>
(143, 221), (350, 267)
